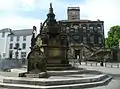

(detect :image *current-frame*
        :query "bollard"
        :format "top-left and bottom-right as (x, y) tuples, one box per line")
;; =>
(91, 63), (92, 66)
(117, 64), (119, 68)
(105, 63), (106, 67)
(96, 63), (97, 66)
(111, 65), (112, 68)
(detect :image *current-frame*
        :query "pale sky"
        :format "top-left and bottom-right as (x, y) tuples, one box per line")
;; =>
(0, 0), (120, 37)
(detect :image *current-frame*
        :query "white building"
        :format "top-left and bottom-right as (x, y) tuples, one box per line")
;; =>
(6, 29), (35, 59)
(0, 28), (11, 59)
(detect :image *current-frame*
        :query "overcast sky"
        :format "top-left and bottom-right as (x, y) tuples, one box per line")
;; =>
(0, 0), (120, 37)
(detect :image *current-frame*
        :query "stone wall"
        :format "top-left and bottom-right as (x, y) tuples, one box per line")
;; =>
(0, 58), (27, 70)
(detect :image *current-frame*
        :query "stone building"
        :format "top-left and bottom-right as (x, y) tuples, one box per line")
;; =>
(6, 28), (36, 59)
(0, 28), (11, 59)
(59, 7), (105, 59)
(67, 7), (80, 21)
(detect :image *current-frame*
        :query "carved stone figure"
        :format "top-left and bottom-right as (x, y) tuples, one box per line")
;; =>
(27, 45), (46, 73)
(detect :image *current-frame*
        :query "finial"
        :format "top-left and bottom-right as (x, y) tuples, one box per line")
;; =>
(40, 22), (42, 33)
(33, 26), (36, 32)
(49, 2), (53, 14)
(40, 22), (42, 27)
(50, 3), (52, 8)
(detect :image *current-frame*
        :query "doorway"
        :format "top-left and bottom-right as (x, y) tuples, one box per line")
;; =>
(74, 50), (80, 59)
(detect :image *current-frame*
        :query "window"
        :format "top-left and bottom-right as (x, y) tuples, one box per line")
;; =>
(75, 29), (78, 33)
(83, 27), (86, 29)
(73, 25), (78, 30)
(97, 24), (101, 29)
(90, 36), (94, 43)
(90, 27), (93, 29)
(98, 37), (102, 44)
(10, 36), (13, 41)
(79, 24), (81, 28)
(16, 36), (20, 41)
(71, 17), (76, 20)
(66, 27), (69, 30)
(83, 27), (86, 32)
(97, 27), (101, 29)
(73, 35), (79, 39)
(9, 43), (13, 49)
(70, 28), (74, 32)
(15, 52), (19, 58)
(2, 32), (5, 38)
(66, 29), (69, 33)
(21, 52), (26, 58)
(83, 37), (87, 44)
(22, 43), (26, 49)
(98, 27), (102, 33)
(90, 27), (93, 33)
(9, 51), (13, 58)
(23, 36), (26, 41)
(15, 43), (20, 49)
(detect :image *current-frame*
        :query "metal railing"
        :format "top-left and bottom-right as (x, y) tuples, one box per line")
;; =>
(69, 59), (120, 68)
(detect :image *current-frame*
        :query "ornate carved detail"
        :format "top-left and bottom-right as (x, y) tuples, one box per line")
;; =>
(27, 45), (46, 73)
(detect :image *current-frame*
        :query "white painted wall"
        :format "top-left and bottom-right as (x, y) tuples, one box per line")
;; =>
(6, 35), (32, 59)
(0, 32), (10, 59)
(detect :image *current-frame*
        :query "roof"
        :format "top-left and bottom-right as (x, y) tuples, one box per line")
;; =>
(68, 7), (80, 9)
(9, 29), (33, 36)
(0, 28), (11, 33)
(67, 7), (80, 11)
(59, 19), (104, 23)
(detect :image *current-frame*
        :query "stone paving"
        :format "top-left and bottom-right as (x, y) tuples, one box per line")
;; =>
(0, 62), (119, 89)
(78, 63), (120, 89)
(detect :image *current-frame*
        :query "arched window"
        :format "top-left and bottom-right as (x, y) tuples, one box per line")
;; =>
(82, 24), (87, 32)
(97, 24), (102, 33)
(70, 28), (75, 33)
(89, 24), (94, 32)
(73, 25), (79, 30)
(83, 36), (87, 44)
(90, 35), (94, 43)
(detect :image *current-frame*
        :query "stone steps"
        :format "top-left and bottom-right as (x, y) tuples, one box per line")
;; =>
(47, 66), (74, 70)
(3, 74), (108, 86)
(47, 64), (71, 67)
(0, 75), (112, 89)
(3, 75), (107, 86)
(46, 63), (73, 70)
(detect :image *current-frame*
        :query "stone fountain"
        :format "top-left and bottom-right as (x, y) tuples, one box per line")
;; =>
(19, 3), (73, 78)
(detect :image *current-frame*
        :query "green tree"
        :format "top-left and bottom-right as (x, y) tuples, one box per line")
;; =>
(105, 25), (120, 48)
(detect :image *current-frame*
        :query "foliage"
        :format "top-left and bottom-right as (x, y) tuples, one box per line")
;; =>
(105, 25), (120, 48)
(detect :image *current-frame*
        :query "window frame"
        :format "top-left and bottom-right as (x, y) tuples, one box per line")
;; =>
(22, 43), (26, 49)
(9, 43), (13, 49)
(23, 36), (26, 41)
(16, 36), (20, 41)
(10, 36), (13, 41)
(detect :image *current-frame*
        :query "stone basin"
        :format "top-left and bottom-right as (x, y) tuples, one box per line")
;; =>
(0, 69), (112, 89)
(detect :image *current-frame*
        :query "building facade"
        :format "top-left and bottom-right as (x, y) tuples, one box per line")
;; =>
(0, 28), (35, 59)
(0, 28), (11, 59)
(67, 7), (80, 21)
(59, 7), (105, 59)
(60, 20), (104, 47)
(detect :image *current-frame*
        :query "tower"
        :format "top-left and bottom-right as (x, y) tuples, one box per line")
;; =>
(67, 7), (80, 21)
